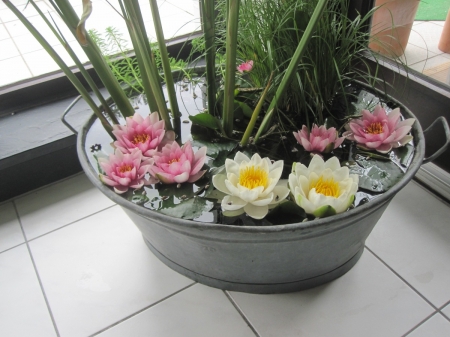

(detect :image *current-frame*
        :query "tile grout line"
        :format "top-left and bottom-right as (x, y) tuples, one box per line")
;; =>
(224, 291), (261, 337)
(438, 300), (450, 323)
(12, 200), (61, 337)
(2, 19), (34, 76)
(26, 204), (118, 242)
(365, 246), (439, 310)
(0, 172), (85, 207)
(88, 282), (197, 337)
(366, 248), (450, 337)
(401, 311), (438, 337)
(0, 241), (27, 255)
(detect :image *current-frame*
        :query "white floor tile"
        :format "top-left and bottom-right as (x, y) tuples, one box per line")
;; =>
(443, 303), (450, 320)
(0, 3), (39, 23)
(0, 245), (57, 337)
(0, 202), (24, 253)
(0, 23), (9, 40)
(15, 174), (115, 239)
(0, 55), (32, 86)
(366, 181), (450, 307)
(409, 53), (450, 73)
(408, 22), (445, 55)
(21, 45), (59, 76)
(0, 38), (20, 60)
(400, 43), (438, 66)
(13, 32), (47, 54)
(28, 205), (194, 337)
(97, 284), (255, 337)
(407, 314), (450, 337)
(229, 250), (433, 337)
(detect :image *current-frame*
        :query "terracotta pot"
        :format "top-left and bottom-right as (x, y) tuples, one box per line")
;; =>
(369, 0), (421, 57)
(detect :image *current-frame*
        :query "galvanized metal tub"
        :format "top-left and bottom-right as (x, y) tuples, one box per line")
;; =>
(76, 95), (447, 294)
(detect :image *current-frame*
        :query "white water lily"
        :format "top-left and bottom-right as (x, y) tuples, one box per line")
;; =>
(289, 155), (359, 218)
(212, 152), (290, 219)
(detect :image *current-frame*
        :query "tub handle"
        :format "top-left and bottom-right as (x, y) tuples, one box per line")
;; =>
(61, 95), (83, 135)
(423, 116), (450, 164)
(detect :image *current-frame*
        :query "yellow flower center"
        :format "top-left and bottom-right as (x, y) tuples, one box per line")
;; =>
(364, 122), (384, 134)
(168, 158), (179, 164)
(132, 133), (150, 144)
(310, 176), (340, 198)
(118, 164), (132, 173)
(239, 166), (268, 189)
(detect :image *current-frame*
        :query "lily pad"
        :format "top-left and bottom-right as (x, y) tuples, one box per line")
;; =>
(192, 139), (238, 158)
(159, 197), (214, 220)
(345, 155), (404, 193)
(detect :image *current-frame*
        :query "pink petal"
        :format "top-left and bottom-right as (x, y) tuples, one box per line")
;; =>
(187, 170), (207, 183)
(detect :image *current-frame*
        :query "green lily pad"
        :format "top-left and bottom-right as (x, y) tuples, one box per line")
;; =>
(192, 139), (238, 158)
(159, 197), (214, 220)
(345, 155), (405, 193)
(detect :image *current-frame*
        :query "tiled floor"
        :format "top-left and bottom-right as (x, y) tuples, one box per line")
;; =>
(1, 173), (450, 336)
(400, 21), (450, 85)
(0, 0), (200, 87)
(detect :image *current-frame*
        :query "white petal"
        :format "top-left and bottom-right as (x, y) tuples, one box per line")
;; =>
(244, 203), (268, 219)
(332, 167), (350, 182)
(268, 165), (283, 181)
(308, 155), (326, 173)
(212, 174), (231, 194)
(323, 156), (341, 171)
(225, 158), (240, 176)
(250, 152), (263, 165)
(269, 159), (284, 172)
(234, 152), (250, 164)
(239, 188), (261, 202)
(225, 179), (241, 196)
(251, 193), (273, 206)
(222, 195), (247, 211)
(295, 193), (315, 214)
(269, 185), (290, 205)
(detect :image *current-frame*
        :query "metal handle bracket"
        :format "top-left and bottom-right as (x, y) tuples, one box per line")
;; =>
(423, 116), (450, 164)
(61, 95), (83, 135)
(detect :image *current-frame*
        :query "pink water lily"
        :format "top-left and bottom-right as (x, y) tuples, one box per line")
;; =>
(342, 105), (415, 153)
(112, 111), (175, 158)
(237, 60), (253, 73)
(99, 148), (156, 194)
(293, 124), (345, 154)
(149, 141), (207, 184)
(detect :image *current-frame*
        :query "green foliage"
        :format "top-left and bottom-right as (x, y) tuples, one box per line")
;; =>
(211, 0), (381, 135)
(88, 27), (189, 94)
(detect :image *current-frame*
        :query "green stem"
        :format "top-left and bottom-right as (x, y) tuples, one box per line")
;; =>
(122, 0), (173, 130)
(201, 0), (217, 115)
(4, 0), (115, 138)
(52, 0), (135, 118)
(149, 0), (180, 119)
(240, 73), (273, 147)
(30, 0), (119, 124)
(254, 0), (330, 143)
(222, 0), (240, 137)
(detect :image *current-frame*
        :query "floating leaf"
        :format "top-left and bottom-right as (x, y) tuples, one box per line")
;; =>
(192, 139), (238, 158)
(345, 155), (404, 193)
(159, 197), (214, 220)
